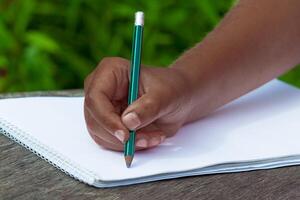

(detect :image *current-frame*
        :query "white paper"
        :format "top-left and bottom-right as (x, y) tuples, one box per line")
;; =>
(1, 80), (300, 187)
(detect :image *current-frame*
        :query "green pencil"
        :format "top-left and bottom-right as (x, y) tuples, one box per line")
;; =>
(124, 11), (144, 168)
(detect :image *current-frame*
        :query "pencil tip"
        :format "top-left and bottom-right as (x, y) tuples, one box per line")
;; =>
(125, 156), (133, 168)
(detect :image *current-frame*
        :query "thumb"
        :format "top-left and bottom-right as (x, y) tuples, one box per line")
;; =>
(121, 94), (163, 130)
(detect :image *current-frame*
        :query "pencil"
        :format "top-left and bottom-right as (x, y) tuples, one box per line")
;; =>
(124, 11), (144, 168)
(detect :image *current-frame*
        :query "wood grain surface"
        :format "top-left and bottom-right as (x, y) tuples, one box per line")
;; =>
(0, 91), (299, 200)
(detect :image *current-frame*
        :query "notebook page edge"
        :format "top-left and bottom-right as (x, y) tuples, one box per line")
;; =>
(0, 117), (100, 187)
(93, 155), (300, 188)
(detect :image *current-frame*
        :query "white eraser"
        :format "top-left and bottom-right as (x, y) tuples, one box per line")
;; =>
(135, 11), (144, 26)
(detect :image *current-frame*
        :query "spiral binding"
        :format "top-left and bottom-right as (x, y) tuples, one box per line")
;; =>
(0, 117), (100, 186)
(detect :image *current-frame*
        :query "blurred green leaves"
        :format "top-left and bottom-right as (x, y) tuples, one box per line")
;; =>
(25, 31), (60, 53)
(0, 0), (238, 92)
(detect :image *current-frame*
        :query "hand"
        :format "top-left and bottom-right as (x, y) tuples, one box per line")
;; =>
(84, 57), (190, 151)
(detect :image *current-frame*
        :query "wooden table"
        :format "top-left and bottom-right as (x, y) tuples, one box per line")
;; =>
(0, 91), (299, 200)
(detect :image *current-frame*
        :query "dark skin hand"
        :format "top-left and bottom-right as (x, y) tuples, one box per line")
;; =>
(84, 58), (189, 151)
(84, 0), (300, 151)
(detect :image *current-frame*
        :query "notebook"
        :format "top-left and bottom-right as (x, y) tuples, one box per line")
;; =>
(0, 80), (300, 188)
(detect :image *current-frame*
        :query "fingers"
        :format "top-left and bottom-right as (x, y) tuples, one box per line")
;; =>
(84, 57), (130, 143)
(135, 124), (167, 149)
(90, 134), (122, 151)
(85, 94), (129, 142)
(90, 128), (166, 151)
(84, 107), (124, 151)
(84, 57), (175, 151)
(85, 104), (167, 151)
(121, 93), (163, 131)
(90, 57), (129, 100)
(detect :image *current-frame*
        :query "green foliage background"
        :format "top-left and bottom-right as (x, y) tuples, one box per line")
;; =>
(0, 0), (298, 92)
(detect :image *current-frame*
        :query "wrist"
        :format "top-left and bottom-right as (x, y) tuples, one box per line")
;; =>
(165, 66), (200, 125)
(169, 60), (221, 124)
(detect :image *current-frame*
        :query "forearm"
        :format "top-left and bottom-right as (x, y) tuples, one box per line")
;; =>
(171, 0), (300, 123)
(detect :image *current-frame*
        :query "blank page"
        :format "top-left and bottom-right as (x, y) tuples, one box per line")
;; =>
(0, 80), (300, 185)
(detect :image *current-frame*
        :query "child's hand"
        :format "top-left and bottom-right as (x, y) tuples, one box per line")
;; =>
(84, 57), (190, 151)
(84, 0), (300, 152)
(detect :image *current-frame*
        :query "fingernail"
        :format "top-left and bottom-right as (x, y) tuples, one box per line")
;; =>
(149, 137), (161, 147)
(114, 130), (125, 142)
(122, 112), (141, 130)
(136, 139), (148, 148)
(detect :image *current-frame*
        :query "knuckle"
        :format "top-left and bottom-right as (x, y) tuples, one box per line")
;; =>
(100, 57), (113, 64)
(143, 97), (160, 115)
(144, 97), (156, 108)
(99, 57), (129, 70)
(98, 57), (114, 70)
(84, 92), (97, 109)
(101, 115), (111, 128)
(100, 57), (121, 65)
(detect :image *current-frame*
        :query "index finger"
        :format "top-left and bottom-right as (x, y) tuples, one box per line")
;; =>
(84, 57), (130, 142)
